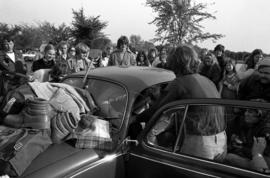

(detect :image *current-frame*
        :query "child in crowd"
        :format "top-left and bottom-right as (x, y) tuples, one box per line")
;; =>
(220, 59), (239, 99)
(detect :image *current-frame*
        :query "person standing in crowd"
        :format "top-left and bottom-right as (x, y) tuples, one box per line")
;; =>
(152, 47), (167, 67)
(108, 36), (136, 66)
(0, 36), (27, 97)
(70, 42), (94, 72)
(68, 46), (76, 59)
(136, 51), (150, 66)
(134, 45), (226, 160)
(199, 52), (222, 89)
(237, 49), (264, 80)
(100, 46), (113, 67)
(56, 41), (69, 61)
(147, 48), (158, 66)
(32, 44), (56, 72)
(214, 44), (226, 76)
(220, 59), (239, 99)
(238, 57), (270, 101)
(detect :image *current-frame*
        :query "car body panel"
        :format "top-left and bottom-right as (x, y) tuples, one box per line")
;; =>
(68, 66), (175, 92)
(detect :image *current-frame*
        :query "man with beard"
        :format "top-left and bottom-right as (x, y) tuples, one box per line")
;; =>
(238, 57), (270, 101)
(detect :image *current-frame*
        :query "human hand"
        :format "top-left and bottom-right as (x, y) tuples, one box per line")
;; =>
(231, 134), (243, 149)
(252, 137), (267, 156)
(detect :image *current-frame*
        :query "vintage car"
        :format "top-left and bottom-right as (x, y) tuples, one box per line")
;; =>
(20, 66), (270, 178)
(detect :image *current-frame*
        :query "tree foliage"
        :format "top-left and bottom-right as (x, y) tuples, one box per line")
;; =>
(38, 22), (71, 45)
(71, 8), (108, 47)
(129, 34), (155, 52)
(146, 0), (224, 46)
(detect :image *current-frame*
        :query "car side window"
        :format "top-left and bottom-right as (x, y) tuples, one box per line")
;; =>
(146, 103), (270, 174)
(147, 107), (185, 152)
(87, 79), (127, 130)
(63, 77), (84, 88)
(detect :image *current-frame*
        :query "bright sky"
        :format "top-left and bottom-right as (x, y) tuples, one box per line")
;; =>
(0, 0), (270, 53)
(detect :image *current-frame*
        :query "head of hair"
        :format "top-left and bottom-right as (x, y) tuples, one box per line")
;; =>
(136, 51), (149, 65)
(44, 44), (55, 53)
(214, 44), (225, 53)
(167, 45), (200, 76)
(75, 42), (90, 54)
(245, 49), (263, 69)
(117, 36), (129, 49)
(224, 58), (236, 74)
(58, 41), (69, 48)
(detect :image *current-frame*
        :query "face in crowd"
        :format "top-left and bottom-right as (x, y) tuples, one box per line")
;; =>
(204, 53), (214, 66)
(44, 49), (56, 62)
(3, 39), (14, 53)
(60, 44), (68, 55)
(69, 47), (76, 57)
(160, 48), (167, 62)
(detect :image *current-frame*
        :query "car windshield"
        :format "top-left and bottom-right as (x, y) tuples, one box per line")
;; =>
(63, 77), (128, 130)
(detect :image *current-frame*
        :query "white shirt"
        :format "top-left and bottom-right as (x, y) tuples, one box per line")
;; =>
(6, 52), (15, 63)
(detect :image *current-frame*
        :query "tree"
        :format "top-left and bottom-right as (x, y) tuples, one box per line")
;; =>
(91, 37), (112, 50)
(38, 22), (71, 45)
(71, 8), (108, 47)
(146, 0), (224, 46)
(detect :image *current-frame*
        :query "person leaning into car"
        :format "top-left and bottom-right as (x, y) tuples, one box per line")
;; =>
(135, 45), (226, 160)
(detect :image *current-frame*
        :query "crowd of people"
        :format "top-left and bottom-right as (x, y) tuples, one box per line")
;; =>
(1, 34), (270, 174)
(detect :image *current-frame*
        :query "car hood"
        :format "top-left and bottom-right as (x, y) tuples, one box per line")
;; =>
(21, 142), (100, 178)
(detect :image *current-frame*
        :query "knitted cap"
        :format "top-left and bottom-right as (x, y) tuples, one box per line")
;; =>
(258, 57), (270, 72)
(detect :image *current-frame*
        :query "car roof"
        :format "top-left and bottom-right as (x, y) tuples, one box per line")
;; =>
(68, 66), (176, 92)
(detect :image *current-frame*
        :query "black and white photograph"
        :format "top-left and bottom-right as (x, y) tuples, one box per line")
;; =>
(0, 0), (270, 177)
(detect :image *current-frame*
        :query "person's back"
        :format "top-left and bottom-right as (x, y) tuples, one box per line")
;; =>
(175, 73), (220, 99)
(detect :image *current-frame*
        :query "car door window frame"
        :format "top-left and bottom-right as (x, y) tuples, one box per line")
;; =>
(138, 99), (270, 177)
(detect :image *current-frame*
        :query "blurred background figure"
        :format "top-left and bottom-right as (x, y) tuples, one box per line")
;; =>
(147, 48), (158, 66)
(136, 51), (150, 66)
(108, 36), (136, 66)
(237, 49), (264, 80)
(199, 52), (222, 90)
(152, 47), (167, 67)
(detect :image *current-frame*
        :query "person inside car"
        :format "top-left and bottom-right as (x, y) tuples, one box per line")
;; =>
(226, 101), (270, 172)
(134, 45), (226, 160)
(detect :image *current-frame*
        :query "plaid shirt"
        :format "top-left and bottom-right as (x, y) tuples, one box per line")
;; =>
(69, 118), (113, 151)
(69, 131), (113, 151)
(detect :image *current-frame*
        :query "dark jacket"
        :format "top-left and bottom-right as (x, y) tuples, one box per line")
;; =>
(200, 63), (222, 89)
(32, 58), (55, 72)
(238, 74), (270, 101)
(0, 50), (27, 96)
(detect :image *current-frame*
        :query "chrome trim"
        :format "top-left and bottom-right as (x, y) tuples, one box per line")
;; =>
(142, 141), (269, 177)
(68, 153), (125, 178)
(130, 153), (220, 178)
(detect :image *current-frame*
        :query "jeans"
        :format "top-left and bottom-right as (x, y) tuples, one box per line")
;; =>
(180, 131), (227, 160)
